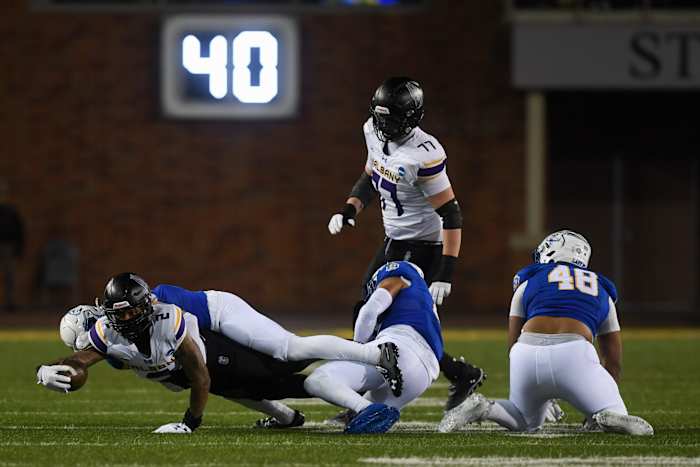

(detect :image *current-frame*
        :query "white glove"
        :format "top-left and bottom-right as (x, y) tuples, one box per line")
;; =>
(153, 422), (192, 434)
(544, 399), (565, 423)
(328, 213), (355, 235)
(36, 364), (76, 393)
(429, 281), (452, 306)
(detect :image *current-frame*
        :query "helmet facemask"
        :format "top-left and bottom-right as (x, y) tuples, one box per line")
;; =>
(371, 105), (420, 142)
(102, 300), (154, 342)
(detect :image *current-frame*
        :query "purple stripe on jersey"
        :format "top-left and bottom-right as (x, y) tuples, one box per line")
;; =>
(417, 161), (445, 177)
(89, 325), (108, 354)
(175, 315), (186, 340)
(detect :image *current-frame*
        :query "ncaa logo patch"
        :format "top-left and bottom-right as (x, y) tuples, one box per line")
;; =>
(218, 355), (230, 366)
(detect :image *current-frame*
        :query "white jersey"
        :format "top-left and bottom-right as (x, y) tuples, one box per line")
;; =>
(363, 118), (452, 241)
(88, 303), (205, 382)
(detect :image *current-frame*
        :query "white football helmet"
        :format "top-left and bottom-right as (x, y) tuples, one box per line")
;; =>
(534, 230), (591, 268)
(59, 305), (104, 351)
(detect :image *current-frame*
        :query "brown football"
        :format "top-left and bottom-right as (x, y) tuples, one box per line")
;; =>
(59, 360), (88, 392)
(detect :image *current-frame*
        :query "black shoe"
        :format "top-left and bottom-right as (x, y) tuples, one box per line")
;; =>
(376, 342), (403, 397)
(444, 359), (487, 411)
(255, 409), (305, 429)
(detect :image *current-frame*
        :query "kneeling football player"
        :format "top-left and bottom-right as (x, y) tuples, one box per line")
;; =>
(304, 261), (442, 434)
(438, 230), (653, 436)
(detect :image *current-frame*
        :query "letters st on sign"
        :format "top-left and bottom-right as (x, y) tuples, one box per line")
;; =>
(513, 24), (700, 89)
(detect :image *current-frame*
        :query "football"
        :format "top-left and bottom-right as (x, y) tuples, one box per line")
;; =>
(59, 360), (88, 392)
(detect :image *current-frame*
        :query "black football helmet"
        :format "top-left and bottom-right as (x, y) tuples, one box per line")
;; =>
(99, 272), (154, 341)
(370, 77), (425, 142)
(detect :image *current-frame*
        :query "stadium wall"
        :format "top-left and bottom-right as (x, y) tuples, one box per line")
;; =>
(0, 0), (526, 323)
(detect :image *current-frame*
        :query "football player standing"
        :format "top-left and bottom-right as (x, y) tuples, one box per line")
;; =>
(438, 230), (654, 436)
(328, 77), (484, 410)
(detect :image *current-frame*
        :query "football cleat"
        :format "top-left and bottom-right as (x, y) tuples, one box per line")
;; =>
(376, 342), (403, 397)
(582, 416), (603, 432)
(255, 410), (305, 429)
(152, 422), (192, 434)
(438, 393), (491, 433)
(324, 409), (356, 427)
(444, 358), (487, 411)
(344, 403), (400, 434)
(592, 410), (654, 436)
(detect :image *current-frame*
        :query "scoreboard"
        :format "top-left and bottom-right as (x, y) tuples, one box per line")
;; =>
(161, 15), (299, 119)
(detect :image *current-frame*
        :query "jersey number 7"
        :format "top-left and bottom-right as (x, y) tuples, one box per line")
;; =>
(371, 172), (404, 216)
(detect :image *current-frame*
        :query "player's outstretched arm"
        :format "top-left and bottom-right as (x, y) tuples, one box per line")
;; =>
(36, 349), (104, 392)
(427, 187), (462, 305)
(174, 334), (211, 431)
(328, 170), (374, 235)
(597, 331), (622, 383)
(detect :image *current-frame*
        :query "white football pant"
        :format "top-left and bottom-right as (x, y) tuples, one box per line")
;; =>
(304, 325), (439, 413)
(487, 336), (627, 432)
(204, 291), (379, 364)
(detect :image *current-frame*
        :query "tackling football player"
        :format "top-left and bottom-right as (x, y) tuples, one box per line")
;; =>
(438, 230), (654, 436)
(327, 77), (484, 410)
(304, 261), (443, 434)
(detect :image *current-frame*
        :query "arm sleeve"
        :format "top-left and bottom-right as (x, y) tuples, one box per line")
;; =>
(88, 320), (109, 355)
(597, 298), (621, 335)
(171, 307), (188, 350)
(353, 288), (393, 343)
(417, 155), (450, 198)
(509, 281), (528, 318)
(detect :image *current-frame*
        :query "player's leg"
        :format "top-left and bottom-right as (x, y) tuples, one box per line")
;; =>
(552, 340), (653, 435)
(304, 361), (384, 414)
(231, 398), (305, 429)
(211, 291), (385, 367)
(362, 338), (435, 410)
(440, 341), (549, 433)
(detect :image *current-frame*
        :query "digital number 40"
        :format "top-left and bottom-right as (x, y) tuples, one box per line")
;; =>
(183, 31), (278, 103)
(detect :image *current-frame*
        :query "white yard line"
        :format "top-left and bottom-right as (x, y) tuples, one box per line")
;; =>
(358, 456), (700, 466)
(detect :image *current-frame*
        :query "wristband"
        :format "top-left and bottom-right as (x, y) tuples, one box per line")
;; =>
(341, 203), (357, 223)
(183, 408), (202, 431)
(434, 255), (457, 283)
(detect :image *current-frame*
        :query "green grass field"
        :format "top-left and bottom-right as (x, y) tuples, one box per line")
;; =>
(1, 329), (699, 466)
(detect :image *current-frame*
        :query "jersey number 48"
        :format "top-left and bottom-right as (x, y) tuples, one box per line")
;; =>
(547, 265), (599, 297)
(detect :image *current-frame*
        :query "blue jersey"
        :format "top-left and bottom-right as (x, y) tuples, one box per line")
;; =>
(152, 284), (212, 330)
(371, 261), (443, 359)
(513, 262), (618, 336)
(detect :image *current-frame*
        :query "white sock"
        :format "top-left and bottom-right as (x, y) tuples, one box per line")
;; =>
(287, 335), (380, 364)
(232, 399), (296, 424)
(304, 369), (371, 414)
(487, 400), (528, 431)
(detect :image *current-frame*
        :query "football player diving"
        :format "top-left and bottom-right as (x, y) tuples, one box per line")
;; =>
(327, 77), (484, 410)
(304, 261), (443, 434)
(36, 273), (403, 433)
(438, 230), (654, 436)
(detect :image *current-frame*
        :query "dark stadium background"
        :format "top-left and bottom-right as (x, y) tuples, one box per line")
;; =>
(1, 0), (698, 329)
